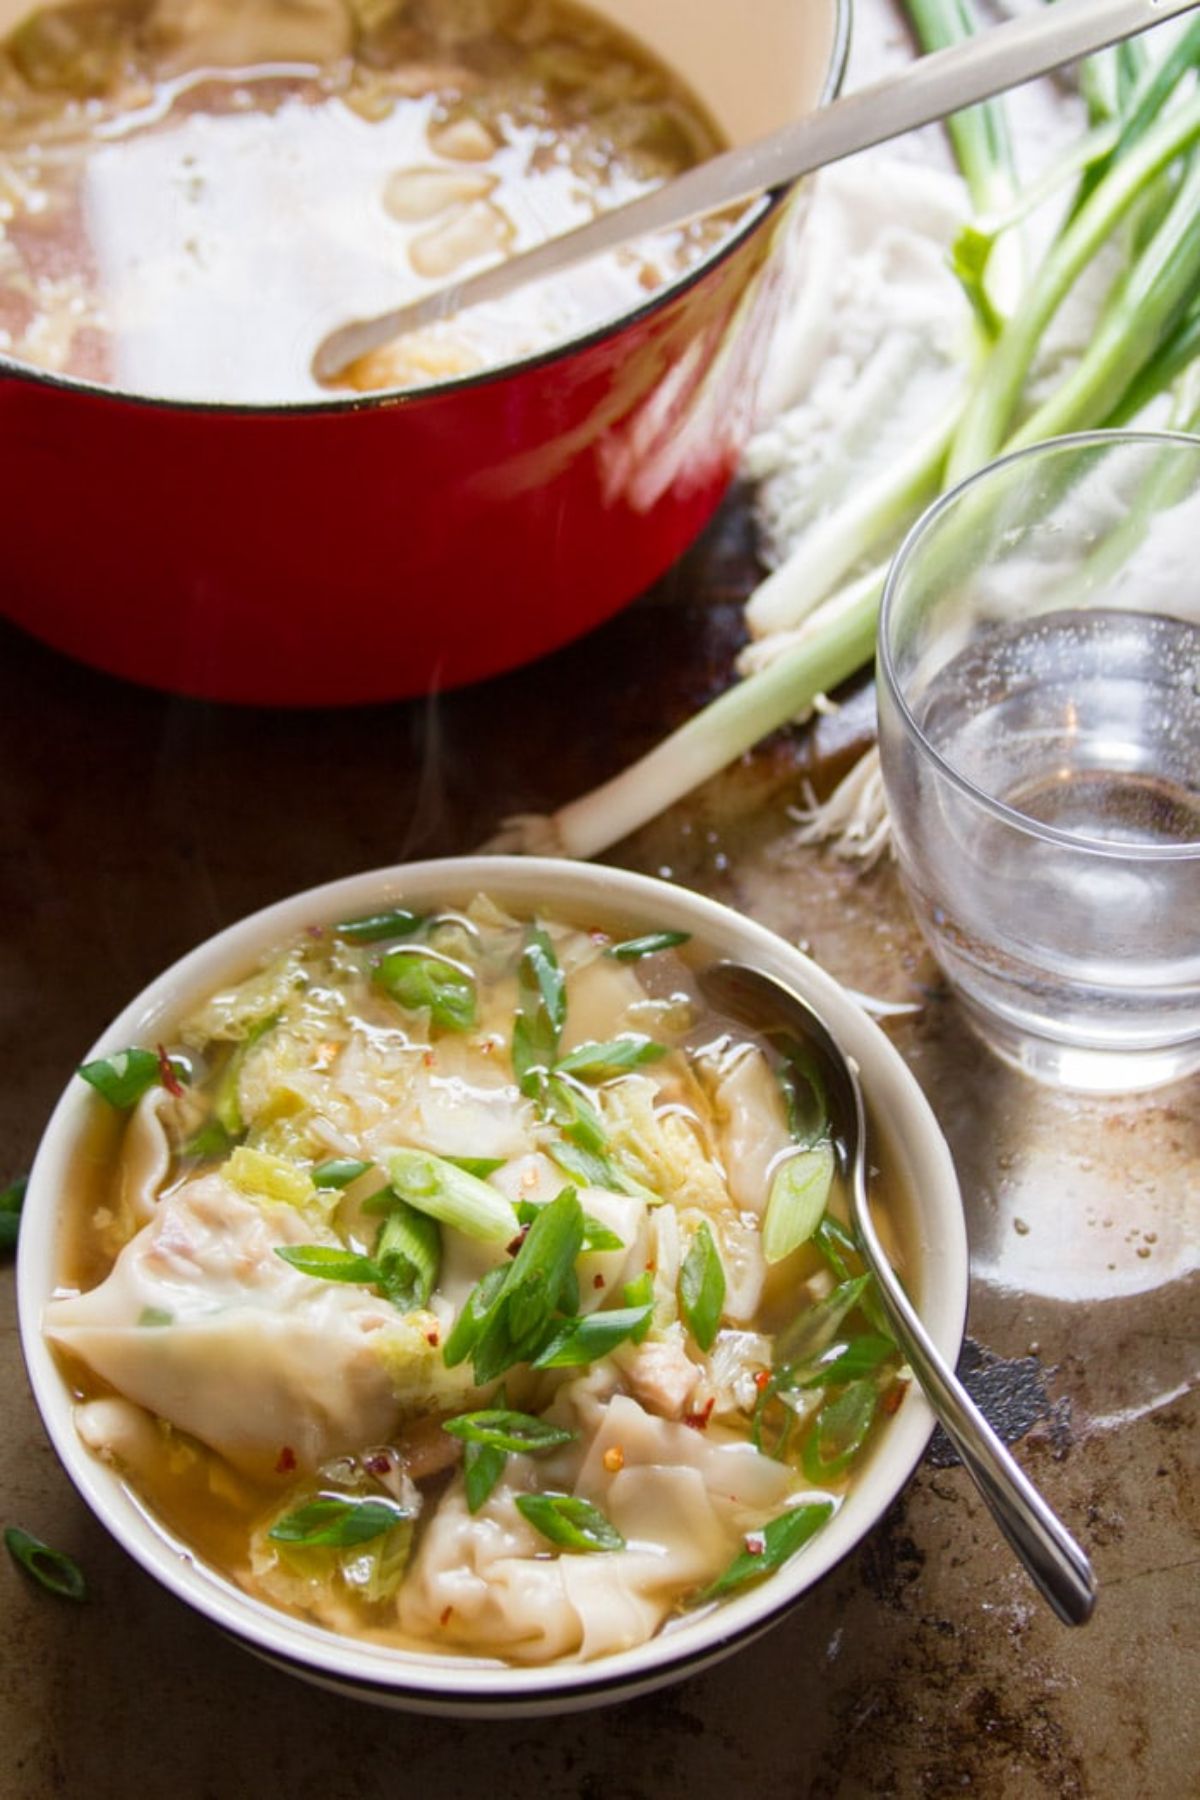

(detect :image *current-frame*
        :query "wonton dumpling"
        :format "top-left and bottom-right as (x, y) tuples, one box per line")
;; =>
(44, 1172), (441, 1477)
(400, 1390), (796, 1663)
(701, 1043), (793, 1218)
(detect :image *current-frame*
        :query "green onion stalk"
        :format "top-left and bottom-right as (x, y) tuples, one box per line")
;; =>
(488, 4), (1200, 862)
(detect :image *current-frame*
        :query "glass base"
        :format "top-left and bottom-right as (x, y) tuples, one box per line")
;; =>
(955, 996), (1200, 1094)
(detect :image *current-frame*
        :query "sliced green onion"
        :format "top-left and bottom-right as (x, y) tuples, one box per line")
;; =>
(137, 1306), (173, 1328)
(678, 1221), (726, 1353)
(442, 1264), (510, 1369)
(77, 1047), (163, 1110)
(443, 1410), (576, 1454)
(700, 1501), (834, 1600)
(183, 1120), (236, 1161)
(267, 1494), (412, 1548)
(623, 1271), (655, 1343)
(554, 1037), (668, 1082)
(761, 1143), (835, 1265)
(512, 925), (566, 1095)
(213, 1014), (278, 1137)
(606, 931), (691, 960)
(802, 1379), (880, 1482)
(312, 1157), (372, 1190)
(334, 905), (423, 943)
(387, 1147), (517, 1245)
(374, 949), (476, 1032)
(531, 1302), (655, 1369)
(274, 1245), (381, 1284)
(515, 1198), (624, 1252)
(813, 1214), (857, 1283)
(543, 1075), (608, 1154)
(464, 1439), (507, 1514)
(0, 1176), (27, 1253)
(4, 1527), (87, 1601)
(774, 1274), (870, 1366)
(778, 1334), (896, 1391)
(375, 1201), (440, 1311)
(470, 1189), (585, 1385)
(515, 1493), (625, 1554)
(442, 1155), (507, 1179)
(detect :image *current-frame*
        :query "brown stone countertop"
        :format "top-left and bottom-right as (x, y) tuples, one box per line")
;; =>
(1, 14), (1197, 1799)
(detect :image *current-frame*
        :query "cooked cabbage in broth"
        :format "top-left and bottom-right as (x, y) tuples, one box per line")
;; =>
(0, 0), (729, 401)
(48, 895), (910, 1666)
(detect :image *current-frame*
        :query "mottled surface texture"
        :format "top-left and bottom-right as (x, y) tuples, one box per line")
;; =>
(2, 15), (1198, 1800)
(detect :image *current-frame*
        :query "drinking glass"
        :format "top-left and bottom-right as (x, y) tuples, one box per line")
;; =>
(877, 430), (1200, 1092)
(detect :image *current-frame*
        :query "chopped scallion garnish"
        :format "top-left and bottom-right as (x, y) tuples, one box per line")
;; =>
(678, 1220), (726, 1353)
(606, 930), (691, 960)
(699, 1501), (834, 1600)
(78, 1048), (166, 1110)
(514, 1493), (624, 1554)
(334, 906), (423, 943)
(374, 948), (477, 1032)
(267, 1494), (412, 1549)
(4, 1527), (87, 1601)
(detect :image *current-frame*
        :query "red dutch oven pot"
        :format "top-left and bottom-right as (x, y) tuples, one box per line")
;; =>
(0, 0), (847, 706)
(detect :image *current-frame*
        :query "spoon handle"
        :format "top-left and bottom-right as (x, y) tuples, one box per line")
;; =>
(849, 1122), (1097, 1625)
(315, 0), (1200, 378)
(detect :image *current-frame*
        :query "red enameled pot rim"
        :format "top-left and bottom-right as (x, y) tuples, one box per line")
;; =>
(0, 0), (850, 418)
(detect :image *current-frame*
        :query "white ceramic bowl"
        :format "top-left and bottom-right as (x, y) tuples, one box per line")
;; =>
(18, 857), (968, 1716)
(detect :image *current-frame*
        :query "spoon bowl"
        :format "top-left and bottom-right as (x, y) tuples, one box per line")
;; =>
(699, 959), (1098, 1627)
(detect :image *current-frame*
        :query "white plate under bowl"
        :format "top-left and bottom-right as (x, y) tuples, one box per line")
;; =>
(18, 856), (968, 1716)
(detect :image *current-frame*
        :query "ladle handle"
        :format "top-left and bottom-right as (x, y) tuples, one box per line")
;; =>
(315, 0), (1200, 378)
(851, 1142), (1097, 1626)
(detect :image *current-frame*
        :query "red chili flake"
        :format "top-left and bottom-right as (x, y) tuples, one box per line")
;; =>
(683, 1398), (715, 1432)
(593, 1273), (605, 1290)
(156, 1043), (184, 1098)
(422, 1050), (436, 1069)
(425, 1328), (440, 1348)
(364, 1452), (393, 1476)
(603, 1445), (625, 1474)
(744, 1532), (766, 1557)
(882, 1379), (909, 1416)
(645, 1259), (657, 1274)
(506, 1226), (530, 1257)
(439, 1606), (454, 1627)
(753, 1369), (771, 1392)
(275, 1446), (297, 1474)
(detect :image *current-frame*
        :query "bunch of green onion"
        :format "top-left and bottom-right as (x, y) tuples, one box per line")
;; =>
(495, 1), (1200, 860)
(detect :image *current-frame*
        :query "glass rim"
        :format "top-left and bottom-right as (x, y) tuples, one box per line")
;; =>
(878, 428), (1200, 865)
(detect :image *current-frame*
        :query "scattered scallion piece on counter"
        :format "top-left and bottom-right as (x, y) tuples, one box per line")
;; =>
(4, 1527), (87, 1601)
(515, 1493), (625, 1554)
(678, 1220), (726, 1353)
(334, 905), (423, 943)
(700, 1501), (834, 1600)
(0, 1176), (27, 1252)
(606, 930), (691, 960)
(267, 1495), (411, 1549)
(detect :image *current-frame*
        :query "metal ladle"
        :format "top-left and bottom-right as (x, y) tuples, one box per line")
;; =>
(314, 0), (1200, 382)
(698, 960), (1098, 1628)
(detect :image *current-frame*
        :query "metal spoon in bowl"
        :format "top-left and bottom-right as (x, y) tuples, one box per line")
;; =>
(698, 960), (1098, 1628)
(314, 0), (1200, 382)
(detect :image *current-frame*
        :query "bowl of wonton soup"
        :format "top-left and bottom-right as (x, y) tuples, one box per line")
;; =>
(19, 857), (967, 1716)
(0, 0), (847, 705)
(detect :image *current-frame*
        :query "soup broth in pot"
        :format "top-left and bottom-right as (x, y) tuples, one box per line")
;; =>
(0, 0), (730, 401)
